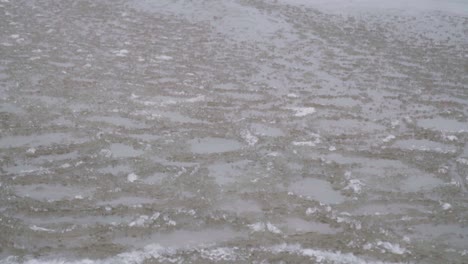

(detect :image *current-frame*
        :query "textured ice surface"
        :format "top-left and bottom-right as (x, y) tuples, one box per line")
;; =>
(1, 0), (467, 263)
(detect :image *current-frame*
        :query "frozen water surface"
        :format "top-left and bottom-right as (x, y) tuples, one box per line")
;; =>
(0, 133), (84, 148)
(1, 0), (467, 263)
(108, 143), (143, 158)
(189, 138), (244, 154)
(289, 178), (346, 204)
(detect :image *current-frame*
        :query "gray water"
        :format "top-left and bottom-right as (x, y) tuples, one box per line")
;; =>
(0, 0), (467, 263)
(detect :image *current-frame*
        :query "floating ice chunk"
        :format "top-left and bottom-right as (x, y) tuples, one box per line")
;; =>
(151, 212), (161, 220)
(329, 146), (336, 151)
(376, 241), (408, 255)
(293, 141), (315, 147)
(363, 243), (373, 250)
(456, 158), (468, 165)
(26, 147), (36, 154)
(344, 171), (352, 179)
(288, 107), (316, 117)
(306, 207), (317, 215)
(10, 34), (19, 39)
(292, 135), (321, 147)
(438, 165), (449, 174)
(160, 99), (177, 106)
(249, 222), (265, 232)
(382, 135), (396, 143)
(444, 135), (458, 141)
(266, 222), (282, 234)
(391, 120), (400, 128)
(241, 130), (258, 146)
(441, 203), (452, 210)
(249, 222), (281, 234)
(30, 225), (54, 232)
(100, 149), (112, 158)
(287, 93), (299, 98)
(344, 179), (364, 194)
(185, 95), (205, 103)
(115, 49), (129, 57)
(129, 215), (149, 227)
(161, 215), (176, 226)
(156, 55), (173, 61)
(127, 173), (139, 183)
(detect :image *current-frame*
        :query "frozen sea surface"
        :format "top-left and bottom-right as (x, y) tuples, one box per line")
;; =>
(0, 0), (467, 263)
